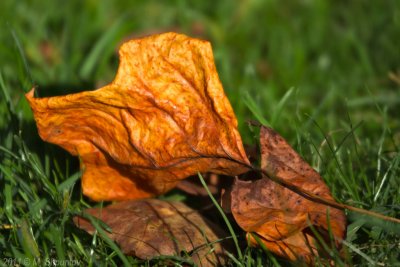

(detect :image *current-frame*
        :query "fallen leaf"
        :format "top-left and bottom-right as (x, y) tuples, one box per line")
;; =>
(74, 199), (231, 266)
(26, 32), (250, 201)
(176, 174), (219, 196)
(230, 126), (346, 263)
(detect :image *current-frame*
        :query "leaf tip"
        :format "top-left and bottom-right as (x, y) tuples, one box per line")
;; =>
(25, 88), (35, 101)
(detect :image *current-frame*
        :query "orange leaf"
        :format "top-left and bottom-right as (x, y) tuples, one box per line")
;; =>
(74, 199), (231, 266)
(26, 32), (250, 201)
(231, 126), (346, 263)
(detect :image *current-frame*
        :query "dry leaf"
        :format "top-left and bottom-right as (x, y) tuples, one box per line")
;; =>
(231, 126), (346, 263)
(74, 199), (231, 266)
(26, 32), (249, 201)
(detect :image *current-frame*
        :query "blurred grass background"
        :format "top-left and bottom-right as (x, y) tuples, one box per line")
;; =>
(1, 0), (399, 266)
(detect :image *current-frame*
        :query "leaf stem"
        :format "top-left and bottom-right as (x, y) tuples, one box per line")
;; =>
(248, 165), (400, 224)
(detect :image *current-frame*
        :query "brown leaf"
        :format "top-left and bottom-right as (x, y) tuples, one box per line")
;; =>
(176, 175), (219, 196)
(74, 199), (231, 266)
(231, 126), (346, 263)
(26, 32), (250, 201)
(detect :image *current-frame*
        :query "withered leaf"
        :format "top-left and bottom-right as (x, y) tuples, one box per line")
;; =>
(74, 199), (231, 266)
(231, 126), (346, 263)
(26, 32), (249, 201)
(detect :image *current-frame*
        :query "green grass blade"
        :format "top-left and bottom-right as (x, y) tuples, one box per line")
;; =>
(342, 240), (377, 266)
(80, 16), (126, 79)
(271, 87), (294, 126)
(226, 252), (244, 267)
(10, 28), (33, 90)
(374, 155), (399, 202)
(45, 224), (66, 260)
(0, 71), (13, 113)
(250, 234), (281, 267)
(57, 171), (81, 192)
(198, 173), (243, 261)
(86, 214), (131, 267)
(17, 219), (41, 259)
(243, 91), (271, 126)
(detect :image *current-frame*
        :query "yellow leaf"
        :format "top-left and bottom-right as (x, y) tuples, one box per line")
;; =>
(26, 32), (250, 201)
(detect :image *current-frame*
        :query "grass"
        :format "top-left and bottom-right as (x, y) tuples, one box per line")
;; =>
(1, 0), (400, 266)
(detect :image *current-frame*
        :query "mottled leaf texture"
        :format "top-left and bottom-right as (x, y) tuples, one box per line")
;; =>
(74, 199), (230, 266)
(26, 32), (249, 201)
(231, 126), (346, 263)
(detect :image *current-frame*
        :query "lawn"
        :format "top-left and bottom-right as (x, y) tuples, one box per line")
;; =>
(1, 1), (399, 266)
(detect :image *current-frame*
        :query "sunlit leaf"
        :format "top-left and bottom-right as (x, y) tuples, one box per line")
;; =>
(26, 32), (250, 201)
